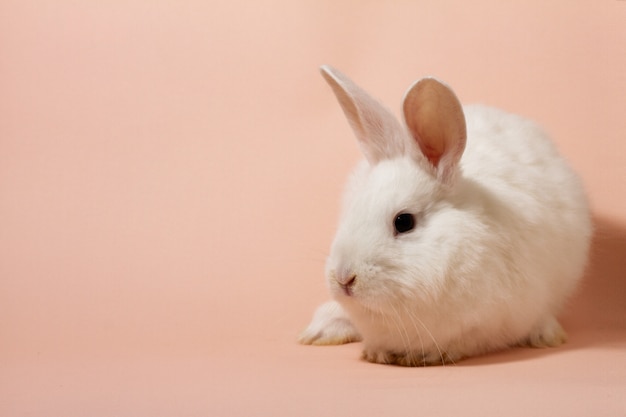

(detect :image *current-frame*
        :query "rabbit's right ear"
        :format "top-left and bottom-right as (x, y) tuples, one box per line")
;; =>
(320, 66), (406, 165)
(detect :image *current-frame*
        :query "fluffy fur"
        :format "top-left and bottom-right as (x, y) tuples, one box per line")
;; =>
(299, 66), (592, 366)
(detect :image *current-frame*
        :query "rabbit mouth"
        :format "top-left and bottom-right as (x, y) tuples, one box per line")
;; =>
(330, 280), (355, 298)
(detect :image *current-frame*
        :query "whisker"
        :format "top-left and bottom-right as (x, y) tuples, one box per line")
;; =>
(400, 301), (451, 366)
(399, 300), (426, 366)
(388, 302), (412, 365)
(416, 314), (450, 366)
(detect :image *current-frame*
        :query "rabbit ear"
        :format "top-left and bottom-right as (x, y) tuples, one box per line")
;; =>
(320, 65), (407, 164)
(403, 78), (466, 184)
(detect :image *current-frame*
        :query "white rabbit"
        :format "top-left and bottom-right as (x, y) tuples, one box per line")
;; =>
(299, 66), (592, 366)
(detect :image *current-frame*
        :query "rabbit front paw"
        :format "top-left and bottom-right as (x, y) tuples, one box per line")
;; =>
(298, 301), (361, 345)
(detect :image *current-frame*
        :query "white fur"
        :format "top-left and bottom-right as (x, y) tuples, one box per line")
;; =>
(299, 67), (592, 366)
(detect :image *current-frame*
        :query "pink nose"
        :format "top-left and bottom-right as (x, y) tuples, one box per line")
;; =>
(335, 267), (356, 284)
(336, 273), (356, 296)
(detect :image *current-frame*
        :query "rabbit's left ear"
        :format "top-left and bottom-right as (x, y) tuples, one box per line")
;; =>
(403, 78), (466, 184)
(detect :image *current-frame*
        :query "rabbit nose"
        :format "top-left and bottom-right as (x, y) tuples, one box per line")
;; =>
(336, 272), (357, 296)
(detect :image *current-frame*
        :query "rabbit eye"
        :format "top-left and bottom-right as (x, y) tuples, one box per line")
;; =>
(394, 213), (415, 235)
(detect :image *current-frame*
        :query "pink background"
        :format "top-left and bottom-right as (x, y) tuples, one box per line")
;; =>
(1, 1), (625, 415)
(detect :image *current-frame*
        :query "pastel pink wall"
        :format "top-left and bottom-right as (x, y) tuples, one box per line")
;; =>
(1, 1), (625, 415)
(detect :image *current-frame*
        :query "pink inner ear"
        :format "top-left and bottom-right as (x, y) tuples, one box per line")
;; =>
(411, 101), (451, 167)
(420, 143), (443, 167)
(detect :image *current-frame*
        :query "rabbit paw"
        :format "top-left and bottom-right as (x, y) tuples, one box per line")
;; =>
(298, 301), (362, 345)
(525, 316), (568, 348)
(361, 347), (457, 367)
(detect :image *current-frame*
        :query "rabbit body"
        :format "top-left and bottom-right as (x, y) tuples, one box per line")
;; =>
(299, 67), (592, 366)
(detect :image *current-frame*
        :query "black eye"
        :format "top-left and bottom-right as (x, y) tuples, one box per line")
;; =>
(394, 212), (415, 235)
